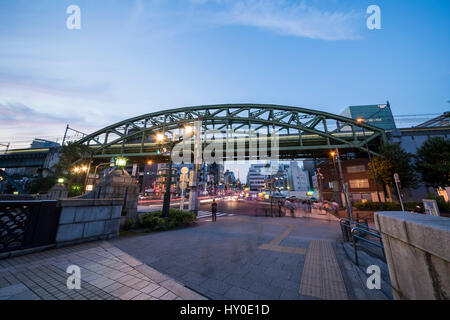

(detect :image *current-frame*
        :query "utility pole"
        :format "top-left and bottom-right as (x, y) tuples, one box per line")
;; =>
(335, 149), (353, 220)
(0, 143), (9, 153)
(62, 124), (69, 146)
(394, 173), (405, 212)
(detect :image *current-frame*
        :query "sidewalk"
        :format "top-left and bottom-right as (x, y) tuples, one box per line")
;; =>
(0, 241), (206, 300)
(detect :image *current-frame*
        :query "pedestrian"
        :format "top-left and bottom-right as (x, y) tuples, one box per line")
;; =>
(278, 199), (283, 217)
(289, 200), (295, 217)
(211, 199), (218, 222)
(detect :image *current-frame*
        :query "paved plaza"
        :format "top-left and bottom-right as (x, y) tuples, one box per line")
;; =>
(0, 241), (204, 300)
(0, 215), (390, 300)
(112, 215), (380, 300)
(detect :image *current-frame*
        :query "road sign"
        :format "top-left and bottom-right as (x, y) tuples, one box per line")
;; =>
(189, 171), (195, 186)
(393, 173), (404, 211)
(423, 199), (440, 216)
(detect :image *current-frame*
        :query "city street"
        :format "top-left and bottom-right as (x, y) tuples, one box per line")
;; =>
(138, 198), (276, 217)
(112, 215), (383, 300)
(0, 1), (448, 306)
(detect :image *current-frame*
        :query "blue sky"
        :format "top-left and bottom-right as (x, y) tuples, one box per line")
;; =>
(0, 0), (449, 148)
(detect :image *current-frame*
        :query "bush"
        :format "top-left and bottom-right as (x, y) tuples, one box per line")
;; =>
(140, 209), (196, 232)
(140, 212), (166, 231)
(167, 209), (196, 228)
(354, 202), (424, 211)
(122, 219), (134, 231)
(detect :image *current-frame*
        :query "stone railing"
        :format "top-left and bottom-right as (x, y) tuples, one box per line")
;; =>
(56, 199), (123, 244)
(375, 211), (449, 300)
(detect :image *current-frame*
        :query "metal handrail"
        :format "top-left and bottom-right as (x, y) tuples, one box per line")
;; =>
(340, 217), (379, 233)
(340, 218), (385, 265)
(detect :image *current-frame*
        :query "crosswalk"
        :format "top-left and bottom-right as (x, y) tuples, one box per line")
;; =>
(196, 211), (234, 220)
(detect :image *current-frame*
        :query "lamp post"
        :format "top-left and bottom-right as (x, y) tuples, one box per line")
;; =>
(357, 117), (383, 210)
(332, 149), (353, 220)
(158, 125), (193, 218)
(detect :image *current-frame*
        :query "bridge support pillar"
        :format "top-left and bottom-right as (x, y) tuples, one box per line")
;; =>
(81, 167), (139, 227)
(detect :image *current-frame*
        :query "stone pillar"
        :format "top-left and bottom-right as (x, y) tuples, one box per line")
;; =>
(81, 168), (139, 226)
(375, 211), (450, 300)
(45, 184), (68, 200)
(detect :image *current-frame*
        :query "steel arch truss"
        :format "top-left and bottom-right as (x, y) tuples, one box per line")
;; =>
(76, 104), (387, 159)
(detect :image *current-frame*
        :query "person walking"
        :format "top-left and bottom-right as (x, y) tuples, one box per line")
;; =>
(211, 199), (218, 222)
(278, 199), (283, 217)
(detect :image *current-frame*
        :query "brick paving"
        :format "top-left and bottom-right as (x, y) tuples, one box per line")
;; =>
(0, 241), (205, 300)
(112, 215), (355, 300)
(299, 240), (348, 300)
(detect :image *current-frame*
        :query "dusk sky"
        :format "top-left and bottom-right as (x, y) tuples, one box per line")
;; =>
(1, 0), (449, 151)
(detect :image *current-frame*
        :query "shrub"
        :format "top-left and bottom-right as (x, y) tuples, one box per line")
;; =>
(167, 209), (196, 228)
(140, 209), (196, 231)
(122, 219), (134, 231)
(354, 202), (424, 211)
(140, 212), (166, 231)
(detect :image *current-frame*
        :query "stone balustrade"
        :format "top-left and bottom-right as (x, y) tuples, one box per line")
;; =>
(375, 211), (450, 300)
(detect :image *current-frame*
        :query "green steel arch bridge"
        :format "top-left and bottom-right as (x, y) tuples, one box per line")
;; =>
(76, 104), (387, 162)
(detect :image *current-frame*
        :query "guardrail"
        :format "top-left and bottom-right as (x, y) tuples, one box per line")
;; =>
(340, 217), (385, 265)
(0, 200), (61, 253)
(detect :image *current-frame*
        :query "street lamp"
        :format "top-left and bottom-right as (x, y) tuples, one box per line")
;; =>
(331, 149), (353, 220)
(156, 133), (165, 142)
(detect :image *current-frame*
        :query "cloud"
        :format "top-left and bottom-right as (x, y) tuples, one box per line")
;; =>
(0, 103), (85, 125)
(218, 0), (362, 41)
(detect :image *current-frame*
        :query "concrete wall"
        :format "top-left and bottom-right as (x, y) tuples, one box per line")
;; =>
(56, 199), (123, 244)
(375, 211), (450, 300)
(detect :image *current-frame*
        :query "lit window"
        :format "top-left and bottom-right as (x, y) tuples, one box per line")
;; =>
(347, 165), (366, 173)
(349, 179), (370, 189)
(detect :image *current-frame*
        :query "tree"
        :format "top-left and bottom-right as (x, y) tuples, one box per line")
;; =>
(371, 143), (418, 189)
(54, 142), (91, 176)
(54, 142), (92, 195)
(415, 137), (450, 188)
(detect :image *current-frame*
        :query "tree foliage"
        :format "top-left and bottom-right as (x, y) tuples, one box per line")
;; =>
(415, 137), (450, 188)
(54, 142), (92, 195)
(27, 177), (57, 194)
(371, 143), (418, 189)
(54, 142), (91, 176)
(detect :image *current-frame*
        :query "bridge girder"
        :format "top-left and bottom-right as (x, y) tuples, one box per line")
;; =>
(76, 104), (387, 160)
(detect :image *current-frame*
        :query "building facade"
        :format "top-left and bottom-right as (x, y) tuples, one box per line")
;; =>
(340, 104), (396, 131)
(317, 158), (386, 204)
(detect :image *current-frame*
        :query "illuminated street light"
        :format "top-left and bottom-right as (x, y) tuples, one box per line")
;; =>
(57, 178), (65, 184)
(330, 151), (336, 157)
(115, 157), (127, 167)
(73, 167), (80, 173)
(184, 126), (193, 134)
(156, 133), (165, 142)
(357, 117), (364, 123)
(81, 166), (88, 172)
(147, 160), (153, 165)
